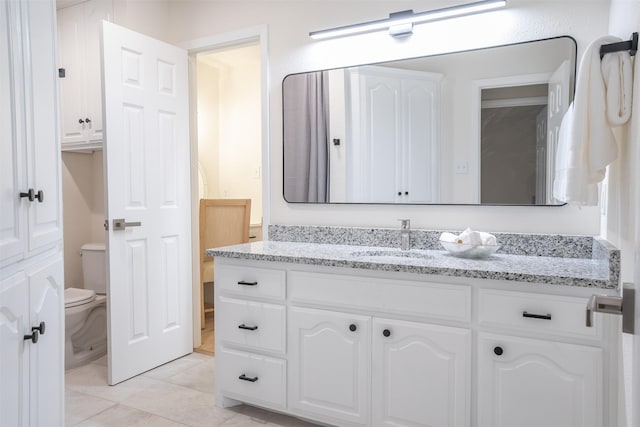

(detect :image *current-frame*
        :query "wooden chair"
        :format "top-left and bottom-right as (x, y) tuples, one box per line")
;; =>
(199, 199), (251, 326)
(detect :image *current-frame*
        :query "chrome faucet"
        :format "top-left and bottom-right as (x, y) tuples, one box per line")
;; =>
(398, 219), (411, 251)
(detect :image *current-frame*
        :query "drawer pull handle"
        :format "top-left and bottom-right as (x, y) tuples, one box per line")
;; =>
(522, 311), (552, 320)
(239, 374), (258, 382)
(238, 324), (258, 331)
(237, 280), (258, 286)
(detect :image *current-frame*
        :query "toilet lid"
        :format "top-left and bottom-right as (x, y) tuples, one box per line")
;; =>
(65, 288), (96, 308)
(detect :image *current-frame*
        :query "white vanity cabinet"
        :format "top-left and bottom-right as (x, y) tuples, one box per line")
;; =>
(214, 257), (620, 427)
(57, 0), (112, 150)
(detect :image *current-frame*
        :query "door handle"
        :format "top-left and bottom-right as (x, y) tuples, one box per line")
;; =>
(112, 218), (142, 231)
(586, 285), (635, 333)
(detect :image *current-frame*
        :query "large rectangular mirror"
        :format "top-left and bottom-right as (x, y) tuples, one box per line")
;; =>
(283, 36), (576, 205)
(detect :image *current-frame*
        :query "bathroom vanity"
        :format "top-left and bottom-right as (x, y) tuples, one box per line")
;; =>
(210, 226), (622, 427)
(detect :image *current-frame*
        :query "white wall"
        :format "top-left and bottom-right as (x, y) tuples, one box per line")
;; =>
(61, 151), (105, 288)
(106, 0), (612, 234)
(163, 0), (613, 235)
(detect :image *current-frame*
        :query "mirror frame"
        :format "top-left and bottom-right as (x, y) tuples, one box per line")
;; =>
(282, 35), (577, 206)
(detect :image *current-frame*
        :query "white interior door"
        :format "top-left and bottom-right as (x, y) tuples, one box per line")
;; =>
(102, 21), (192, 385)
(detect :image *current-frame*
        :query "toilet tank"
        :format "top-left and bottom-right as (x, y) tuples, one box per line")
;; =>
(81, 243), (107, 294)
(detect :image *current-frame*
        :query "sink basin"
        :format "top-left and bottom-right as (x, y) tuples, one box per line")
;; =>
(350, 250), (434, 261)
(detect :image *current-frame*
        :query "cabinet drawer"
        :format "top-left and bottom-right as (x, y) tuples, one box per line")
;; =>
(216, 297), (286, 354)
(289, 271), (470, 323)
(217, 347), (286, 410)
(215, 264), (285, 301)
(478, 289), (600, 339)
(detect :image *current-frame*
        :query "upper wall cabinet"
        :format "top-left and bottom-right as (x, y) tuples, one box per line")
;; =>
(57, 0), (112, 151)
(1, 0), (63, 267)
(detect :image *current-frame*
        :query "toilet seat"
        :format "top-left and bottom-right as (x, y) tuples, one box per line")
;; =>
(65, 288), (96, 308)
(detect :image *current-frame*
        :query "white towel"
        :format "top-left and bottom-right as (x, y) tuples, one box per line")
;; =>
(601, 51), (633, 126)
(553, 36), (622, 206)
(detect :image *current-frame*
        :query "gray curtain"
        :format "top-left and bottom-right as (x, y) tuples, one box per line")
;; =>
(283, 71), (330, 202)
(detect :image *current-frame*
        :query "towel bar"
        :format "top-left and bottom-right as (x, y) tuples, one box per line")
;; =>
(600, 32), (638, 59)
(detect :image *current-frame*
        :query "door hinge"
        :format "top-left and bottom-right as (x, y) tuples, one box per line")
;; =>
(104, 219), (109, 231)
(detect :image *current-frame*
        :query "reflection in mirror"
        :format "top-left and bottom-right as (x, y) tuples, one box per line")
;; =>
(283, 37), (576, 205)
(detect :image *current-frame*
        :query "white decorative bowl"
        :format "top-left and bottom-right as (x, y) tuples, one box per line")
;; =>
(439, 240), (500, 259)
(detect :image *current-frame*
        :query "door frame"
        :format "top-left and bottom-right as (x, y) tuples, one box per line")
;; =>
(180, 26), (270, 339)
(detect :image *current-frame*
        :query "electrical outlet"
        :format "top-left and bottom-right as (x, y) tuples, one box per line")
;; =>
(455, 162), (468, 174)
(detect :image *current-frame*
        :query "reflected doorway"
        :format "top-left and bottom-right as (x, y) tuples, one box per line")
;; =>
(480, 84), (548, 205)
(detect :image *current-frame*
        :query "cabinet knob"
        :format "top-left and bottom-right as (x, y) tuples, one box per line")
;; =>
(85, 118), (91, 124)
(404, 191), (409, 195)
(382, 329), (391, 337)
(20, 188), (35, 201)
(397, 192), (402, 196)
(78, 118), (85, 124)
(349, 324), (357, 332)
(493, 346), (504, 356)
(24, 330), (39, 344)
(35, 190), (44, 203)
(32, 321), (45, 335)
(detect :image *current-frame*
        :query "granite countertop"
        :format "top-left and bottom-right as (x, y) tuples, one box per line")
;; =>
(208, 237), (619, 289)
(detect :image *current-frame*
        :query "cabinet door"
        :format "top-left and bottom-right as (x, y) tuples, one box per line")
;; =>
(27, 256), (64, 427)
(0, 272), (29, 427)
(57, 2), (86, 146)
(478, 333), (602, 427)
(24, 0), (62, 254)
(57, 0), (110, 147)
(402, 77), (441, 203)
(359, 72), (402, 203)
(83, 0), (110, 142)
(372, 318), (471, 427)
(288, 306), (371, 426)
(0, 0), (27, 266)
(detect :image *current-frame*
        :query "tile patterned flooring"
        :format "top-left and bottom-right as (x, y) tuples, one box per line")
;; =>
(65, 354), (318, 426)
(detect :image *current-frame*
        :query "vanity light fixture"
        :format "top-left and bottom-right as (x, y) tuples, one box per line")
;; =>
(309, 0), (506, 40)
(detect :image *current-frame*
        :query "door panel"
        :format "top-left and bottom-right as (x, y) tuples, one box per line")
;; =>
(102, 21), (192, 385)
(288, 306), (371, 425)
(0, 0), (26, 265)
(372, 318), (470, 427)
(24, 0), (62, 254)
(0, 272), (29, 427)
(28, 255), (63, 427)
(478, 332), (602, 427)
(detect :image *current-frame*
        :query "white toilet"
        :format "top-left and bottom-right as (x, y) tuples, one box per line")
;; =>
(64, 243), (107, 370)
